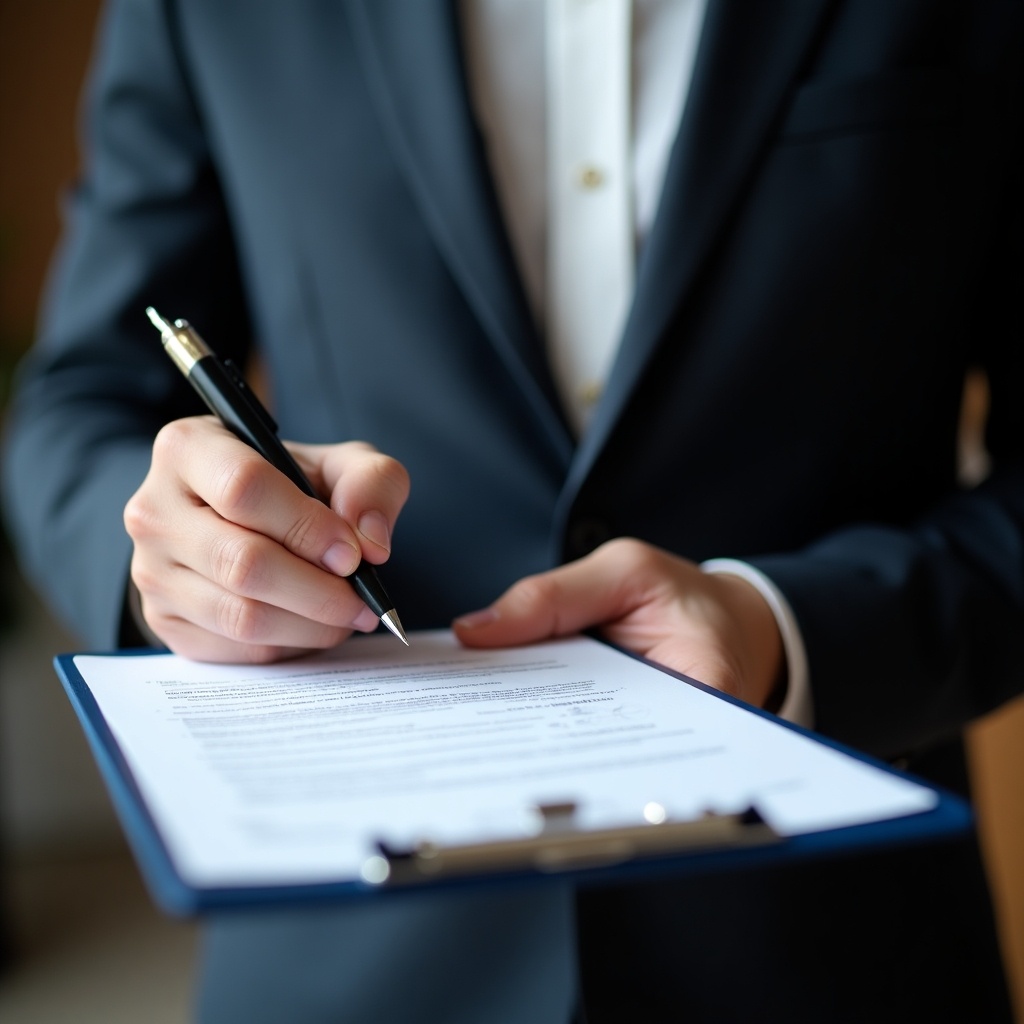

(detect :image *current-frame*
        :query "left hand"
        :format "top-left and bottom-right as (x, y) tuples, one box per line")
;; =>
(453, 538), (785, 709)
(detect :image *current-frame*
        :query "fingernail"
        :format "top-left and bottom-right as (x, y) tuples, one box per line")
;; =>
(358, 510), (391, 553)
(322, 541), (360, 576)
(353, 605), (380, 632)
(453, 607), (499, 630)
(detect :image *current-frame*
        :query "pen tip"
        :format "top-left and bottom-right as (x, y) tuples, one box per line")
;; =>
(380, 611), (410, 646)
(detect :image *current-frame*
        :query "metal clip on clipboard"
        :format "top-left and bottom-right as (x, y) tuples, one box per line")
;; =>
(361, 802), (777, 887)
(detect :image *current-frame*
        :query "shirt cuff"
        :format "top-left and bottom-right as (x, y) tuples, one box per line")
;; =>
(700, 558), (813, 729)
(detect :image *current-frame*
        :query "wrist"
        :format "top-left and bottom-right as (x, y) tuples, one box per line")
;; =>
(710, 571), (785, 709)
(701, 558), (813, 726)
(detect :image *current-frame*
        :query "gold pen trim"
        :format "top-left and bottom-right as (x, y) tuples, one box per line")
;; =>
(145, 306), (210, 375)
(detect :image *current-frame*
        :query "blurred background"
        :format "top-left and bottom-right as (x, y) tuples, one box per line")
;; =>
(0, 3), (1021, 1022)
(0, 4), (198, 1022)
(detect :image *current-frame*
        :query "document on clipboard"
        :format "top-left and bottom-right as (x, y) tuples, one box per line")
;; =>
(56, 630), (957, 916)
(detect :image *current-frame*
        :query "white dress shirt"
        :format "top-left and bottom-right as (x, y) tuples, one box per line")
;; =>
(461, 0), (812, 726)
(462, 0), (705, 431)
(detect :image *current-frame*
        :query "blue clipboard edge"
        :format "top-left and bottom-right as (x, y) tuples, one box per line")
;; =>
(54, 643), (973, 918)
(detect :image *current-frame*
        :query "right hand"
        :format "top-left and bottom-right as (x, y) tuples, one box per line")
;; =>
(123, 416), (410, 663)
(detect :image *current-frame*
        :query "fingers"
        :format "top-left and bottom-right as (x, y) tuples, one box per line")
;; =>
(130, 501), (376, 627)
(453, 538), (660, 647)
(453, 538), (785, 709)
(133, 553), (378, 663)
(124, 417), (408, 663)
(156, 420), (397, 575)
(300, 440), (411, 565)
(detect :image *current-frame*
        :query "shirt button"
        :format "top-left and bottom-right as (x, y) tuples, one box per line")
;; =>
(576, 165), (605, 190)
(579, 380), (602, 407)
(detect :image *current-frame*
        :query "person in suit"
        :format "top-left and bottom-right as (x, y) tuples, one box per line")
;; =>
(2, 1), (1020, 1021)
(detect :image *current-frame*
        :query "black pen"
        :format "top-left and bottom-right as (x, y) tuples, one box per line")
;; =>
(146, 306), (409, 645)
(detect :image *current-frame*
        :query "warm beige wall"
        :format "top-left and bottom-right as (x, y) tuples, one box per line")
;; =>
(971, 701), (1024, 1019)
(0, 1), (103, 365)
(1, 4), (1021, 1017)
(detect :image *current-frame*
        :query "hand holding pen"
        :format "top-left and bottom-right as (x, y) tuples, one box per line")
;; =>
(121, 308), (410, 662)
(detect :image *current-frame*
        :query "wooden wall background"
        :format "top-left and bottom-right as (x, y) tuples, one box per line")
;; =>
(1, 2), (1021, 1017)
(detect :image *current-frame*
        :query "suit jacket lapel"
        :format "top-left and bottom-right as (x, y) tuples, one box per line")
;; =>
(570, 0), (837, 484)
(346, 0), (574, 463)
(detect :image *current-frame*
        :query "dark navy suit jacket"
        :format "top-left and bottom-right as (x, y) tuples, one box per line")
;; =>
(3, 2), (1020, 1021)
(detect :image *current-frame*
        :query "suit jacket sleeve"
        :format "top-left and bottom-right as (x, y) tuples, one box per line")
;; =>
(749, 167), (1023, 758)
(1, 0), (251, 647)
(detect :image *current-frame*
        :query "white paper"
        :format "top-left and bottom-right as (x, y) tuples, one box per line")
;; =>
(73, 631), (936, 887)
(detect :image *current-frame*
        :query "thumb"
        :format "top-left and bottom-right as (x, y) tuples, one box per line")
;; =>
(453, 544), (644, 648)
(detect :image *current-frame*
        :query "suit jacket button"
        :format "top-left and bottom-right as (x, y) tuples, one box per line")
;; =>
(567, 519), (613, 558)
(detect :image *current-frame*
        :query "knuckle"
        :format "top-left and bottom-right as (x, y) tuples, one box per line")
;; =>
(282, 507), (324, 555)
(374, 455), (411, 503)
(150, 422), (179, 463)
(123, 492), (157, 540)
(602, 537), (660, 574)
(343, 440), (379, 459)
(216, 591), (267, 644)
(151, 418), (195, 465)
(213, 534), (267, 595)
(129, 557), (162, 598)
(510, 573), (560, 609)
(211, 456), (265, 516)
(310, 586), (356, 627)
(603, 536), (645, 562)
(349, 445), (411, 505)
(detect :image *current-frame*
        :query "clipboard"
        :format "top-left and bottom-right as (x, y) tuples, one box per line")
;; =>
(54, 636), (973, 918)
